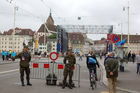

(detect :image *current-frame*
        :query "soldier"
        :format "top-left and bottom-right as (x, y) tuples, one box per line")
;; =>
(62, 49), (76, 89)
(12, 46), (32, 86)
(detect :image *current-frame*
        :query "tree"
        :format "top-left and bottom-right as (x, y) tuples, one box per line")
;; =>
(48, 33), (56, 39)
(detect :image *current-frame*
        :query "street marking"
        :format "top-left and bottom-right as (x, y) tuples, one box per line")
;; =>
(101, 92), (109, 93)
(0, 69), (19, 74)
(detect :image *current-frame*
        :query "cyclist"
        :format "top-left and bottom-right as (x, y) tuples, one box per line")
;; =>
(86, 51), (100, 86)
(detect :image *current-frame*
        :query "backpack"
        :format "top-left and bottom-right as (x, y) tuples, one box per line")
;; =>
(88, 57), (96, 64)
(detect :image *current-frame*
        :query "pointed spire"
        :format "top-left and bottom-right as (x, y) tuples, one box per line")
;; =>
(49, 8), (52, 17)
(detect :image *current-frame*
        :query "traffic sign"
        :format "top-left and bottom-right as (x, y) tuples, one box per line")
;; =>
(49, 52), (58, 61)
(112, 34), (120, 43)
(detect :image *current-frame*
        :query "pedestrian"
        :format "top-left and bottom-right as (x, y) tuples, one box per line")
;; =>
(79, 52), (83, 61)
(104, 53), (111, 65)
(11, 51), (16, 61)
(44, 51), (47, 57)
(132, 53), (136, 63)
(9, 50), (12, 58)
(128, 51), (131, 62)
(86, 51), (99, 86)
(1, 50), (5, 61)
(62, 49), (76, 89)
(6, 51), (9, 60)
(135, 52), (140, 75)
(105, 52), (119, 93)
(11, 46), (32, 86)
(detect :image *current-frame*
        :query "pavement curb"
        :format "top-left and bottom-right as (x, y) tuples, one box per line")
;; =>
(99, 61), (140, 93)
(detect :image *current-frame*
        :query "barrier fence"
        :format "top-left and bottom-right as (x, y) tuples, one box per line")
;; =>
(30, 60), (80, 87)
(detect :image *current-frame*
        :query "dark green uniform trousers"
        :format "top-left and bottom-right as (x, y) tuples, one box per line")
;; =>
(20, 67), (30, 82)
(63, 69), (73, 85)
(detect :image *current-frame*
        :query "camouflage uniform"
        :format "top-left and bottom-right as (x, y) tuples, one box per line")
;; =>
(63, 54), (76, 86)
(12, 50), (31, 85)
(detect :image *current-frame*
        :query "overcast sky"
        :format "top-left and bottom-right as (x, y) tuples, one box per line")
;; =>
(0, 0), (140, 40)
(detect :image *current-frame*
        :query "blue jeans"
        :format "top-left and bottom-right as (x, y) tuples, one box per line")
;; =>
(137, 63), (140, 74)
(89, 68), (97, 84)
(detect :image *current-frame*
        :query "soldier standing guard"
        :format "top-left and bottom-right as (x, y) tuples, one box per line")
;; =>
(12, 46), (32, 86)
(62, 49), (76, 89)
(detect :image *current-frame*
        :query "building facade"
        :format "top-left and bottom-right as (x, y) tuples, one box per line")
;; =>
(0, 28), (34, 53)
(68, 32), (85, 54)
(117, 34), (140, 54)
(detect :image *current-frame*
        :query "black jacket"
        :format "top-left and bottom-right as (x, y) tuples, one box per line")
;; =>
(86, 54), (99, 69)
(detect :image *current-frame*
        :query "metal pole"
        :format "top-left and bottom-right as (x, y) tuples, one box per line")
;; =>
(128, 2), (130, 50)
(12, 5), (16, 51)
(121, 22), (123, 41)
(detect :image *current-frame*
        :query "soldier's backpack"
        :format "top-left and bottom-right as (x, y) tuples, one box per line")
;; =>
(46, 73), (57, 85)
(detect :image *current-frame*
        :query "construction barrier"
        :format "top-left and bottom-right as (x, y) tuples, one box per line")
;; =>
(30, 60), (80, 87)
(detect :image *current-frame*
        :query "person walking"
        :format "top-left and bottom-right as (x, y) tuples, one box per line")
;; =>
(79, 52), (83, 61)
(11, 51), (16, 61)
(1, 50), (5, 61)
(105, 52), (119, 93)
(62, 49), (76, 89)
(128, 51), (131, 62)
(135, 53), (140, 75)
(6, 51), (9, 60)
(9, 50), (12, 58)
(132, 53), (136, 63)
(11, 46), (32, 86)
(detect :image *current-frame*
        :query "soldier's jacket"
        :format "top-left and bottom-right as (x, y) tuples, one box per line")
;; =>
(63, 54), (76, 71)
(105, 57), (118, 78)
(13, 51), (31, 67)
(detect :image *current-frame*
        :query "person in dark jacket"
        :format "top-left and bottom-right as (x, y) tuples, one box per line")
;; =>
(86, 51), (99, 85)
(132, 53), (136, 63)
(128, 51), (131, 61)
(105, 52), (119, 93)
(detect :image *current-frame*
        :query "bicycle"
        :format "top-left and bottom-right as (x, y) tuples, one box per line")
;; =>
(90, 69), (97, 90)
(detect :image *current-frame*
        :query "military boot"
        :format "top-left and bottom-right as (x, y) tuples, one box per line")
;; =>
(21, 81), (25, 86)
(27, 80), (32, 86)
(68, 84), (73, 89)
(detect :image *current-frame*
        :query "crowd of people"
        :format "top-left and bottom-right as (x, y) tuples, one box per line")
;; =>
(1, 50), (16, 61)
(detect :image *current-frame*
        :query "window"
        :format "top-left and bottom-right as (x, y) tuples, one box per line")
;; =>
(53, 41), (55, 43)
(5, 46), (6, 48)
(18, 46), (20, 48)
(53, 48), (55, 50)
(53, 45), (55, 47)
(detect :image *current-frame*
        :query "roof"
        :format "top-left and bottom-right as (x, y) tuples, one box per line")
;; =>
(37, 24), (56, 33)
(2, 27), (34, 36)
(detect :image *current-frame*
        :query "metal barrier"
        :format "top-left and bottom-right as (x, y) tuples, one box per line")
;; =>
(30, 60), (80, 87)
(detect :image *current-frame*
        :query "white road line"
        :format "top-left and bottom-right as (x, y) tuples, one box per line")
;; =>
(0, 69), (19, 74)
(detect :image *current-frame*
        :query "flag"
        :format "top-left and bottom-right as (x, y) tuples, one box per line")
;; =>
(116, 39), (126, 47)
(35, 40), (38, 49)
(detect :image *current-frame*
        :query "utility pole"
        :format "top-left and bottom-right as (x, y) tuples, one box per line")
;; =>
(12, 4), (16, 51)
(121, 22), (123, 41)
(127, 1), (130, 51)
